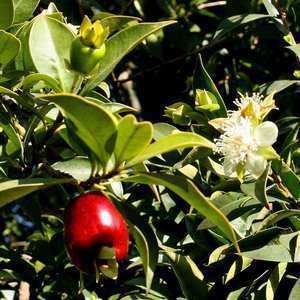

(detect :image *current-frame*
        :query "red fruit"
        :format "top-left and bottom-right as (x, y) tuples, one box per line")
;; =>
(64, 192), (129, 273)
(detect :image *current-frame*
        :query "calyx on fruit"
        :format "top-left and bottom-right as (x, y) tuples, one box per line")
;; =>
(70, 16), (109, 74)
(64, 191), (129, 276)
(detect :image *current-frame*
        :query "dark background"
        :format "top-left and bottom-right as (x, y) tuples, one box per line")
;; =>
(39, 0), (300, 121)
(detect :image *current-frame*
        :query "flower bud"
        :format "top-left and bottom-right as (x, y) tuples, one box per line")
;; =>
(195, 89), (220, 112)
(165, 102), (192, 126)
(70, 16), (109, 74)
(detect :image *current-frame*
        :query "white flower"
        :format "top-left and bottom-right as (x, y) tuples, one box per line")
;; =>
(233, 92), (263, 115)
(229, 92), (277, 121)
(214, 117), (278, 177)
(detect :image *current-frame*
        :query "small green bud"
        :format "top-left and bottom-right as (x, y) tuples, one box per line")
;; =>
(70, 16), (109, 74)
(79, 16), (109, 49)
(195, 89), (220, 112)
(164, 102), (193, 126)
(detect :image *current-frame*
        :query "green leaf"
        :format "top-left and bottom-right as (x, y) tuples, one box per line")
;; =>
(93, 12), (141, 34)
(258, 210), (300, 231)
(262, 0), (279, 17)
(113, 200), (158, 293)
(266, 263), (287, 300)
(13, 0), (39, 23)
(0, 109), (23, 157)
(99, 102), (137, 114)
(51, 157), (92, 182)
(153, 122), (178, 141)
(0, 30), (20, 68)
(289, 278), (300, 300)
(29, 15), (75, 92)
(126, 132), (214, 168)
(81, 21), (176, 94)
(213, 14), (272, 40)
(0, 0), (14, 29)
(15, 20), (35, 71)
(259, 80), (300, 95)
(0, 86), (32, 109)
(193, 55), (227, 117)
(123, 173), (239, 251)
(164, 250), (208, 300)
(22, 73), (62, 92)
(287, 44), (300, 59)
(241, 164), (270, 208)
(272, 160), (300, 200)
(199, 192), (260, 230)
(0, 178), (73, 208)
(225, 257), (252, 283)
(239, 231), (300, 262)
(226, 227), (283, 253)
(82, 289), (99, 300)
(114, 115), (153, 166)
(40, 93), (118, 171)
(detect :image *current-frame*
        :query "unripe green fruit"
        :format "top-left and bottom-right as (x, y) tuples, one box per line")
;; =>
(70, 37), (106, 74)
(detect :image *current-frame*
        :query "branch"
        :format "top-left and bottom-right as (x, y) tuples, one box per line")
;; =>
(197, 1), (226, 10)
(116, 38), (224, 84)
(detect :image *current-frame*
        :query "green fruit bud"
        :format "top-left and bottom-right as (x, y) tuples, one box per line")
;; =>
(70, 16), (109, 74)
(195, 89), (220, 112)
(165, 102), (193, 126)
(79, 16), (109, 49)
(70, 37), (106, 74)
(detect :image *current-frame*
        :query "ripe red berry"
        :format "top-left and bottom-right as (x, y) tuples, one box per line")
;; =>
(64, 191), (129, 273)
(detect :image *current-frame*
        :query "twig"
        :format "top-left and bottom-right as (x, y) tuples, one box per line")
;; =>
(274, 0), (300, 66)
(116, 38), (224, 83)
(41, 112), (63, 147)
(19, 281), (30, 300)
(120, 0), (135, 14)
(197, 1), (227, 10)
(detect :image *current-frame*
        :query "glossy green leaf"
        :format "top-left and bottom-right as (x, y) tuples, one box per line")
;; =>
(0, 178), (73, 208)
(193, 54), (227, 117)
(100, 102), (137, 114)
(225, 257), (252, 283)
(240, 231), (300, 262)
(164, 250), (207, 300)
(93, 12), (141, 34)
(227, 287), (247, 300)
(29, 15), (75, 92)
(13, 0), (39, 23)
(22, 73), (62, 92)
(126, 132), (214, 167)
(0, 109), (23, 157)
(287, 44), (300, 59)
(51, 157), (92, 182)
(15, 20), (35, 71)
(272, 160), (300, 200)
(241, 164), (270, 208)
(82, 289), (99, 300)
(153, 122), (178, 141)
(213, 14), (272, 40)
(40, 93), (118, 171)
(259, 80), (300, 95)
(0, 86), (32, 109)
(289, 278), (300, 300)
(227, 227), (283, 253)
(262, 0), (279, 17)
(0, 0), (14, 29)
(199, 193), (260, 230)
(0, 30), (20, 68)
(115, 115), (153, 166)
(113, 200), (158, 293)
(123, 173), (239, 251)
(258, 210), (300, 231)
(266, 263), (287, 300)
(81, 20), (176, 94)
